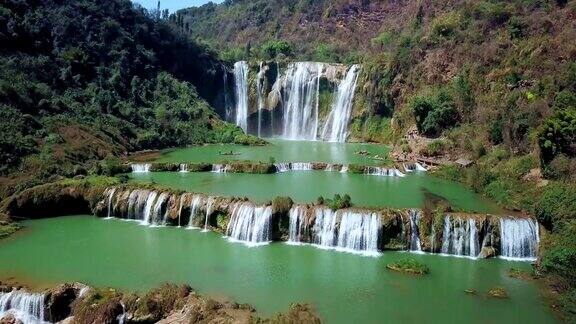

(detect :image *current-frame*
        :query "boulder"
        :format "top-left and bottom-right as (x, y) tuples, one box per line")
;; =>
(477, 246), (496, 259)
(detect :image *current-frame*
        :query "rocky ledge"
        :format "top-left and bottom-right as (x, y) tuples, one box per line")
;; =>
(0, 282), (320, 324)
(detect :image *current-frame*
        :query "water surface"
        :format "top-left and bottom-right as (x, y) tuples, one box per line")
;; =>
(0, 216), (555, 323)
(156, 138), (390, 166)
(130, 171), (499, 213)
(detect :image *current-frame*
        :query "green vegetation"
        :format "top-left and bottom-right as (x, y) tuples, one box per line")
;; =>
(0, 0), (259, 181)
(487, 287), (509, 299)
(386, 258), (430, 275)
(319, 194), (352, 211)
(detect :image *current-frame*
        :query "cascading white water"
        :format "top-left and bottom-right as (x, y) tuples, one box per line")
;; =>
(340, 165), (349, 173)
(203, 197), (214, 231)
(0, 290), (46, 324)
(188, 195), (204, 228)
(288, 205), (308, 244)
(212, 164), (231, 173)
(151, 192), (169, 225)
(325, 164), (335, 171)
(274, 163), (290, 173)
(129, 190), (150, 220)
(117, 302), (127, 324)
(408, 210), (422, 252)
(179, 164), (188, 173)
(321, 65), (360, 142)
(226, 203), (273, 245)
(365, 167), (405, 177)
(404, 162), (427, 173)
(282, 62), (323, 140)
(291, 162), (313, 171)
(257, 62), (266, 137)
(234, 61), (249, 132)
(336, 211), (381, 255)
(106, 188), (117, 218)
(312, 207), (338, 247)
(500, 218), (539, 260)
(131, 164), (150, 173)
(441, 216), (480, 257)
(142, 191), (158, 225)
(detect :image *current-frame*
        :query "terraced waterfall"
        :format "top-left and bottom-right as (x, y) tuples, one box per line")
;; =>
(99, 187), (540, 260)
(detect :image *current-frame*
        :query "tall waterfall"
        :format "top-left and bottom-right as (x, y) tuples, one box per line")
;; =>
(288, 205), (308, 244)
(282, 62), (323, 140)
(257, 62), (266, 137)
(151, 192), (169, 225)
(226, 203), (273, 245)
(441, 216), (479, 258)
(408, 210), (422, 252)
(131, 163), (150, 173)
(0, 290), (46, 324)
(234, 61), (249, 132)
(321, 65), (360, 142)
(500, 218), (539, 260)
(336, 211), (381, 254)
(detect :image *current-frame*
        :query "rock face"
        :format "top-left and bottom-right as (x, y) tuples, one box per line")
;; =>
(478, 246), (497, 259)
(0, 282), (321, 324)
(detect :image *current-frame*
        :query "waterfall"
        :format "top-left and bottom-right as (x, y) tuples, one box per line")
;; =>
(234, 61), (249, 132)
(312, 207), (338, 247)
(257, 62), (266, 137)
(271, 62), (281, 135)
(179, 164), (188, 173)
(176, 194), (187, 226)
(203, 197), (214, 231)
(291, 162), (313, 171)
(150, 192), (169, 225)
(365, 167), (405, 177)
(408, 210), (422, 252)
(288, 205), (308, 244)
(404, 162), (427, 172)
(0, 290), (46, 324)
(340, 165), (349, 173)
(325, 164), (335, 171)
(106, 188), (117, 218)
(500, 218), (539, 260)
(321, 65), (361, 142)
(212, 164), (231, 173)
(131, 163), (150, 173)
(188, 195), (204, 228)
(117, 302), (127, 324)
(226, 203), (273, 245)
(282, 62), (323, 140)
(129, 190), (150, 220)
(441, 216), (480, 257)
(336, 211), (381, 255)
(274, 163), (290, 173)
(142, 191), (159, 224)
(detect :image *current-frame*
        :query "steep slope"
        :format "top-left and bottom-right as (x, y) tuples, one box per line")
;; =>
(0, 0), (254, 178)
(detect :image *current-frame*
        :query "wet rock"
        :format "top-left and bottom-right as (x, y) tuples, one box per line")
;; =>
(0, 314), (18, 324)
(478, 246), (496, 259)
(46, 282), (88, 322)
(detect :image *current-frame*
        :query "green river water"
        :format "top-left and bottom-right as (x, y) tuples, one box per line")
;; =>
(129, 171), (499, 213)
(0, 216), (555, 323)
(155, 139), (390, 165)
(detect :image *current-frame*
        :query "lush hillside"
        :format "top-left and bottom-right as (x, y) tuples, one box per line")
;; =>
(178, 0), (576, 319)
(0, 0), (257, 180)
